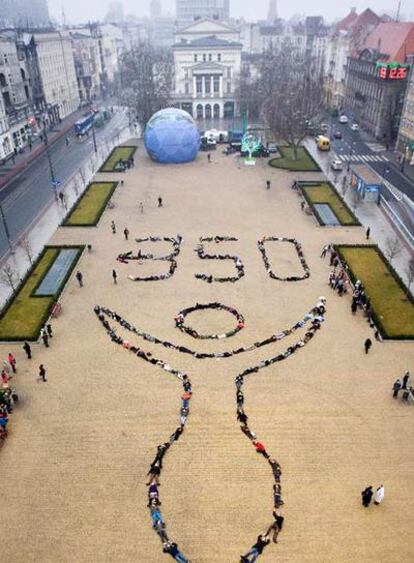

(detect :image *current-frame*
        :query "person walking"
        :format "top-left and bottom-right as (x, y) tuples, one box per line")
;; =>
(40, 329), (49, 348)
(46, 323), (53, 338)
(361, 486), (373, 507)
(111, 220), (116, 234)
(374, 485), (384, 505)
(7, 353), (17, 374)
(207, 153), (211, 163)
(75, 271), (83, 287)
(23, 341), (32, 359)
(266, 180), (271, 190)
(265, 511), (284, 543)
(241, 534), (270, 562)
(139, 202), (144, 214)
(392, 379), (402, 398)
(320, 245), (329, 258)
(112, 269), (118, 285)
(158, 196), (163, 207)
(364, 338), (372, 354)
(39, 364), (47, 382)
(402, 371), (411, 390)
(366, 226), (371, 240)
(123, 227), (129, 240)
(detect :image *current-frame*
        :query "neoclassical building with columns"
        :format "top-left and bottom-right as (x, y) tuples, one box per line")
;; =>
(172, 19), (242, 119)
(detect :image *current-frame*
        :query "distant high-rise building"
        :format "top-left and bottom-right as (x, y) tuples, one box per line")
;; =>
(104, 1), (124, 24)
(0, 0), (50, 28)
(267, 0), (278, 23)
(176, 0), (230, 27)
(150, 0), (162, 19)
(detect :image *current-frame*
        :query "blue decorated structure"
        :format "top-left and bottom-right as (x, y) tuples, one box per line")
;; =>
(144, 108), (200, 164)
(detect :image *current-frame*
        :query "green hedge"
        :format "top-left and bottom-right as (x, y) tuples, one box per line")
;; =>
(62, 182), (118, 227)
(299, 181), (360, 226)
(335, 244), (414, 340)
(0, 245), (84, 341)
(268, 146), (321, 171)
(99, 145), (137, 172)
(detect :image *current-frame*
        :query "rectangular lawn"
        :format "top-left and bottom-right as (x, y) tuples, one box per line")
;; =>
(336, 245), (414, 339)
(99, 146), (137, 172)
(301, 182), (360, 226)
(269, 146), (321, 171)
(0, 246), (84, 341)
(63, 182), (117, 226)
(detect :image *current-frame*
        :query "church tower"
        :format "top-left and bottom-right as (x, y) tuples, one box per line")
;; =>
(267, 0), (278, 23)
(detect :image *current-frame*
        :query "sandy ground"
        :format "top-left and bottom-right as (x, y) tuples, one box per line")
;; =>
(1, 142), (414, 563)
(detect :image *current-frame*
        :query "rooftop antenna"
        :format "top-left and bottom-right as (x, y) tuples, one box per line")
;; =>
(396, 0), (402, 22)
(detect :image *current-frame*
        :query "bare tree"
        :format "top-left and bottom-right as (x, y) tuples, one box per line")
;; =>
(261, 50), (324, 159)
(118, 43), (173, 128)
(405, 257), (414, 297)
(384, 236), (402, 265)
(0, 263), (18, 293)
(78, 165), (87, 187)
(18, 235), (34, 266)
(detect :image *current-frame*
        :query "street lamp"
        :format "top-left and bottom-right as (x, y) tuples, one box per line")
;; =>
(42, 120), (58, 201)
(89, 102), (98, 154)
(0, 203), (14, 254)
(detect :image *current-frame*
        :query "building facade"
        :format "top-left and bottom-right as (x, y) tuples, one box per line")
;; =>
(172, 19), (242, 119)
(0, 93), (12, 161)
(24, 31), (80, 123)
(70, 32), (102, 103)
(176, 0), (230, 27)
(398, 64), (414, 160)
(344, 22), (414, 141)
(0, 32), (34, 154)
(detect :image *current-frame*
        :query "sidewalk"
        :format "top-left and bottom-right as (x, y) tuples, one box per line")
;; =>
(305, 138), (414, 289)
(0, 107), (86, 190)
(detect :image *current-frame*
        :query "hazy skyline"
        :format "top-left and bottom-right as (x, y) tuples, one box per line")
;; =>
(49, 0), (411, 24)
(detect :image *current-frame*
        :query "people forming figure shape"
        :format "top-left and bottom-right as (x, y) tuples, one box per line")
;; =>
(94, 296), (327, 561)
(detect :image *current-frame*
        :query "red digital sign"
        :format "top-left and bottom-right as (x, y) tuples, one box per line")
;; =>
(378, 65), (408, 80)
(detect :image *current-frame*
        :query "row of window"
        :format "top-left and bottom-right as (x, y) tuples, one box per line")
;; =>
(194, 53), (222, 63)
(183, 77), (231, 95)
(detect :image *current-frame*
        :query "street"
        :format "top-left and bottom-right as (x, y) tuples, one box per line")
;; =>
(327, 118), (414, 201)
(0, 109), (128, 257)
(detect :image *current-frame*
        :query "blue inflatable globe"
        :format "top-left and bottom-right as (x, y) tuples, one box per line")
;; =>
(144, 108), (200, 164)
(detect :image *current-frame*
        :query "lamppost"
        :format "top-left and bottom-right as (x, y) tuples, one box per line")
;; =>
(42, 119), (58, 201)
(0, 203), (13, 254)
(89, 102), (97, 153)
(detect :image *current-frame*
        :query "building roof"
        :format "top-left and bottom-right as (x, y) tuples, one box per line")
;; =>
(176, 18), (236, 34)
(335, 9), (358, 32)
(363, 22), (414, 62)
(173, 35), (242, 48)
(348, 8), (381, 35)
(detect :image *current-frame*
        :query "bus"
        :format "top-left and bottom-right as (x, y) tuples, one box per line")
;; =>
(74, 113), (95, 136)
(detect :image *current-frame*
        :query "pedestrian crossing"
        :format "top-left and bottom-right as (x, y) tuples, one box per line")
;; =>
(366, 142), (387, 153)
(338, 154), (389, 163)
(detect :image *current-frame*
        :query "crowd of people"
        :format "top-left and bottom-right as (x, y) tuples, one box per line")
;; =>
(257, 237), (311, 281)
(0, 353), (19, 444)
(392, 371), (414, 403)
(194, 236), (245, 283)
(115, 156), (135, 172)
(175, 302), (244, 340)
(323, 245), (381, 340)
(93, 298), (327, 562)
(117, 235), (183, 282)
(361, 484), (385, 508)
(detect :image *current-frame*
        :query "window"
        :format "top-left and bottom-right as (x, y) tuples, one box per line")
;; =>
(196, 76), (202, 94)
(203, 53), (206, 62)
(194, 54), (198, 62)
(218, 53), (221, 62)
(185, 82), (189, 95)
(205, 76), (211, 94)
(227, 67), (231, 78)
(213, 76), (220, 93)
(227, 81), (231, 94)
(208, 53), (212, 61)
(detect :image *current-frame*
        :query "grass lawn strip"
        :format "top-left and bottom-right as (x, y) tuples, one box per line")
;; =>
(99, 146), (137, 172)
(336, 245), (414, 339)
(269, 146), (321, 171)
(0, 245), (84, 341)
(301, 182), (360, 226)
(63, 182), (117, 226)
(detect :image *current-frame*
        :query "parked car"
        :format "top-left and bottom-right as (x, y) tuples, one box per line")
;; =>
(351, 123), (359, 131)
(331, 158), (343, 171)
(339, 115), (349, 124)
(267, 142), (278, 153)
(320, 123), (329, 132)
(333, 130), (342, 139)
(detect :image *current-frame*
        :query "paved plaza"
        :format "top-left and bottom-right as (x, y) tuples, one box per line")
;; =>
(1, 142), (414, 562)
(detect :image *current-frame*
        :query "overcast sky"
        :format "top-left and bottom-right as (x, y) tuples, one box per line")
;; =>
(49, 0), (412, 25)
